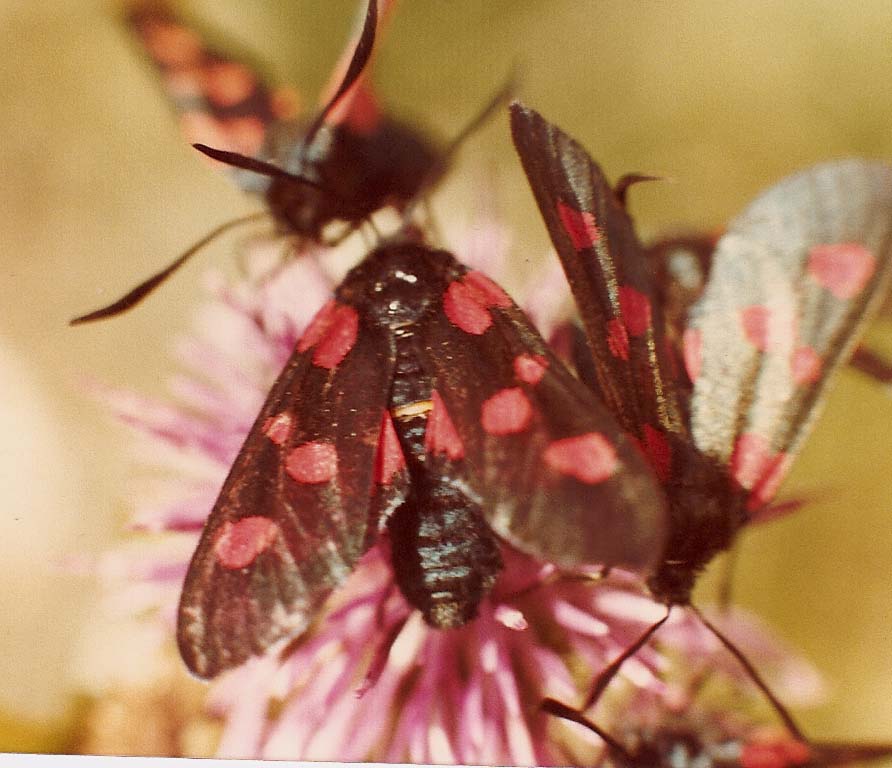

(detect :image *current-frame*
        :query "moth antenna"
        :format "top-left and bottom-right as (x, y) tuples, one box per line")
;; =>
(193, 143), (321, 185)
(70, 211), (268, 325)
(400, 71), (518, 227)
(356, 611), (410, 697)
(302, 0), (378, 149)
(614, 173), (662, 207)
(192, 144), (367, 222)
(691, 605), (807, 742)
(540, 698), (637, 763)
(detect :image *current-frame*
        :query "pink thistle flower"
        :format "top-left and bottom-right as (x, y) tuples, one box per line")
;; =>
(90, 216), (822, 764)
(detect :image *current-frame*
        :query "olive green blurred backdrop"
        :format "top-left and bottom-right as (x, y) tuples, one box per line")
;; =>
(3, 0), (892, 755)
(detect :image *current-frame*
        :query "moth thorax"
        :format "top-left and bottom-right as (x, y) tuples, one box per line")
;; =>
(386, 471), (503, 629)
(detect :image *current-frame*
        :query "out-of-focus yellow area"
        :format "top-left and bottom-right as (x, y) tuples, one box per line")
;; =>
(3, 0), (892, 756)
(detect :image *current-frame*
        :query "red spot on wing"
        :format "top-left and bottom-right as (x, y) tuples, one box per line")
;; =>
(513, 353), (549, 385)
(544, 433), (618, 484)
(443, 272), (514, 336)
(556, 200), (601, 250)
(222, 116), (266, 156)
(213, 516), (279, 570)
(424, 390), (465, 460)
(730, 433), (790, 509)
(464, 271), (512, 308)
(203, 62), (256, 107)
(682, 328), (702, 382)
(271, 86), (301, 121)
(444, 281), (493, 335)
(730, 433), (771, 489)
(285, 442), (338, 484)
(312, 305), (359, 369)
(142, 22), (202, 68)
(374, 411), (405, 485)
(808, 243), (876, 300)
(740, 305), (772, 351)
(262, 412), (294, 446)
(791, 346), (822, 386)
(618, 285), (652, 337)
(481, 388), (533, 436)
(606, 318), (630, 360)
(748, 452), (791, 512)
(298, 300), (338, 352)
(297, 301), (358, 369)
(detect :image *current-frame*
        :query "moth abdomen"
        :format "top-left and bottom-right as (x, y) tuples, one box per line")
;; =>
(385, 330), (503, 627)
(386, 468), (502, 629)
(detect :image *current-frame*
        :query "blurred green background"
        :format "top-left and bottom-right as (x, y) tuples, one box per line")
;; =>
(3, 0), (892, 756)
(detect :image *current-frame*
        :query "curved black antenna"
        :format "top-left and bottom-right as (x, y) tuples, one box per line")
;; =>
(192, 143), (369, 223)
(70, 211), (268, 325)
(193, 143), (327, 185)
(301, 0), (379, 149)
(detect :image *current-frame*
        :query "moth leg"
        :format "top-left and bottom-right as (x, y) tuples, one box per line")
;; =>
(540, 699), (638, 764)
(542, 609), (671, 753)
(320, 222), (360, 248)
(542, 608), (670, 715)
(692, 606), (807, 742)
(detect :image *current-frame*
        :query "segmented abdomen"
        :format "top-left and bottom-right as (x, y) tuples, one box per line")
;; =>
(385, 328), (502, 627)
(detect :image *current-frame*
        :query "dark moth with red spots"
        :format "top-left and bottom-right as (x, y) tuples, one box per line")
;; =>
(177, 231), (671, 678)
(511, 101), (892, 735)
(73, 0), (484, 324)
(125, 0), (438, 239)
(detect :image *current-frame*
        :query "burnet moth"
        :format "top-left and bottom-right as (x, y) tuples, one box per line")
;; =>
(70, 0), (509, 325)
(511, 102), (892, 743)
(175, 227), (672, 678)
